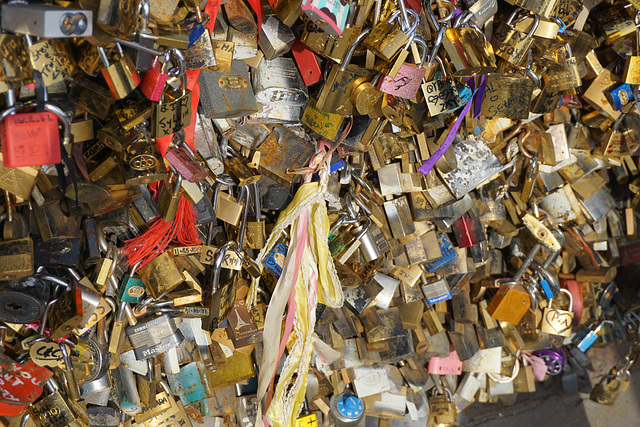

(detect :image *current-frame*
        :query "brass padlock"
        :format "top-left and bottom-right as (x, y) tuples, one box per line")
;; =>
(363, 10), (415, 62)
(590, 375), (621, 405)
(224, 156), (261, 187)
(150, 49), (192, 138)
(158, 171), (183, 223)
(315, 28), (374, 115)
(28, 388), (90, 427)
(540, 288), (574, 336)
(486, 282), (531, 325)
(120, 123), (167, 185)
(542, 44), (581, 94)
(138, 251), (185, 298)
(491, 8), (539, 67)
(98, 45), (141, 100)
(480, 73), (535, 120)
(442, 26), (496, 76)
(0, 237), (34, 281)
(623, 14), (640, 85)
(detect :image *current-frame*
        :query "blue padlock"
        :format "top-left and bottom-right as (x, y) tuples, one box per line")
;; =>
(605, 83), (635, 111)
(424, 234), (458, 273)
(574, 320), (613, 353)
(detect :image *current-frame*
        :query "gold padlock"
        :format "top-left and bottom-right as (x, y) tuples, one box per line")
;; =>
(486, 282), (531, 325)
(138, 252), (185, 298)
(541, 289), (575, 336)
(157, 172), (184, 223)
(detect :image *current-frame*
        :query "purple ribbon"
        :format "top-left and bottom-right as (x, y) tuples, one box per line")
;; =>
(418, 75), (487, 176)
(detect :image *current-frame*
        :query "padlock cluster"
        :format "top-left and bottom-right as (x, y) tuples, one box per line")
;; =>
(1, 0), (640, 426)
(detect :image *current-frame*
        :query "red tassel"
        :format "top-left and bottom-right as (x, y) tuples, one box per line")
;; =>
(123, 195), (201, 269)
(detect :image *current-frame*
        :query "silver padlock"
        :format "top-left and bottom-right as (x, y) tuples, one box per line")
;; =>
(251, 57), (309, 123)
(1, 3), (93, 38)
(259, 3), (295, 60)
(125, 313), (183, 360)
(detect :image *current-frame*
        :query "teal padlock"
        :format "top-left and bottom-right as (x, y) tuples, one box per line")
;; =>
(118, 262), (146, 303)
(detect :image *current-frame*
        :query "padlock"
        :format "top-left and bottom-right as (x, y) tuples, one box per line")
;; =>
(0, 34), (32, 83)
(120, 124), (167, 185)
(25, 36), (76, 87)
(378, 37), (428, 100)
(48, 285), (85, 340)
(140, 50), (172, 102)
(1, 97), (71, 168)
(256, 126), (316, 188)
(123, 0), (156, 72)
(99, 45), (141, 100)
(165, 133), (208, 183)
(0, 275), (50, 324)
(199, 60), (259, 119)
(573, 320), (614, 352)
(184, 15), (219, 71)
(623, 13), (640, 85)
(291, 37), (323, 86)
(251, 56), (309, 123)
(302, 0), (350, 37)
(430, 387), (458, 424)
(224, 155), (262, 187)
(202, 244), (240, 331)
(422, 56), (461, 117)
(486, 282), (531, 325)
(259, 3), (296, 60)
(542, 43), (581, 94)
(157, 172), (183, 223)
(491, 8), (539, 67)
(138, 251), (185, 298)
(442, 24), (496, 76)
(118, 262), (147, 304)
(605, 83), (635, 111)
(27, 386), (89, 427)
(481, 73), (535, 120)
(541, 288), (574, 337)
(315, 28), (374, 115)
(329, 390), (365, 426)
(364, 9), (417, 62)
(96, 119), (137, 153)
(150, 49), (192, 138)
(302, 97), (344, 140)
(126, 313), (183, 360)
(595, 113), (626, 162)
(590, 374), (621, 405)
(95, 0), (139, 38)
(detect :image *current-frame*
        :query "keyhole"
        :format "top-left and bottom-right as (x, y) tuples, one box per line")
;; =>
(5, 302), (23, 312)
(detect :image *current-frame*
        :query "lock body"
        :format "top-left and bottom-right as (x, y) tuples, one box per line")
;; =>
(1, 112), (61, 167)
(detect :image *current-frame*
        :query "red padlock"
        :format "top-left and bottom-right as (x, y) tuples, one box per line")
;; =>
(140, 50), (172, 102)
(0, 102), (70, 168)
(291, 38), (323, 87)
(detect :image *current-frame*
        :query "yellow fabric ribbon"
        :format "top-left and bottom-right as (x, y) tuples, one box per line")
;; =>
(249, 181), (342, 426)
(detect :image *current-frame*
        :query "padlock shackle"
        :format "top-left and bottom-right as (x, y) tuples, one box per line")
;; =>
(348, 186), (372, 216)
(210, 242), (236, 293)
(340, 27), (372, 71)
(427, 28), (446, 66)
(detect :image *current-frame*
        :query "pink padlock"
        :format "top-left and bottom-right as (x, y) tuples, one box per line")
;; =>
(140, 50), (172, 102)
(427, 345), (463, 375)
(164, 132), (208, 183)
(378, 38), (428, 100)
